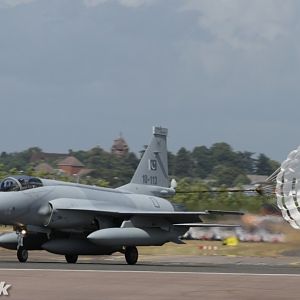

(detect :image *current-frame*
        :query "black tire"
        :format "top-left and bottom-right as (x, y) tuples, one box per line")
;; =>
(17, 247), (28, 263)
(125, 246), (138, 265)
(65, 254), (78, 264)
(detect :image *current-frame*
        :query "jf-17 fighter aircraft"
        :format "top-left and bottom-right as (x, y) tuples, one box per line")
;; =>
(0, 127), (242, 264)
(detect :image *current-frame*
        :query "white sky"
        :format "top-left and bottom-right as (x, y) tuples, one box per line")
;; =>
(0, 0), (299, 161)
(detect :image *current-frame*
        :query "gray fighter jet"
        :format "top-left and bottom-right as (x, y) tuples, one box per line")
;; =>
(0, 127), (242, 264)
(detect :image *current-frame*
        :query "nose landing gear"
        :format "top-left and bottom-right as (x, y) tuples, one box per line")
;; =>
(16, 229), (28, 262)
(17, 246), (28, 263)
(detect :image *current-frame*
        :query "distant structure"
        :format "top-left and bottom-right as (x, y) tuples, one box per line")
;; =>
(30, 151), (68, 163)
(240, 174), (270, 197)
(34, 155), (93, 178)
(31, 133), (131, 176)
(111, 134), (129, 158)
(246, 175), (268, 185)
(34, 162), (54, 174)
(57, 156), (93, 177)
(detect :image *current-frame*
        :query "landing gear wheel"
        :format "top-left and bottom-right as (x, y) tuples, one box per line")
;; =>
(125, 246), (138, 265)
(17, 247), (28, 263)
(65, 254), (78, 264)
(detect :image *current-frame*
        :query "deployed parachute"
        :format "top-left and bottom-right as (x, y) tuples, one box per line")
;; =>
(276, 147), (300, 229)
(174, 145), (300, 230)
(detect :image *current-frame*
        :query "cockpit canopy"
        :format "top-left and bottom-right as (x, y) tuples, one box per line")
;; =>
(0, 176), (43, 192)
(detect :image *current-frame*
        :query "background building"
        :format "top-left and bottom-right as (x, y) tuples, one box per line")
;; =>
(111, 135), (129, 158)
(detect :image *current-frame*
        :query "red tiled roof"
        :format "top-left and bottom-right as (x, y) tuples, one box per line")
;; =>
(34, 162), (54, 173)
(58, 156), (84, 167)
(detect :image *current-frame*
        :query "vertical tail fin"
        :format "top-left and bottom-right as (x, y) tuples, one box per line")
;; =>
(131, 126), (169, 187)
(118, 127), (172, 196)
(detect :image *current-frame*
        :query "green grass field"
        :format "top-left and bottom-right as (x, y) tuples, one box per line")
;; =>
(138, 240), (295, 257)
(139, 225), (300, 257)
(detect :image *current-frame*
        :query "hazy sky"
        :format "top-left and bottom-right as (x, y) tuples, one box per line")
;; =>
(0, 0), (299, 161)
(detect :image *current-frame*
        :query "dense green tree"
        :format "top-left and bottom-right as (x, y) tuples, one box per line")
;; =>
(233, 174), (251, 186)
(172, 179), (273, 213)
(174, 148), (194, 177)
(191, 146), (212, 178)
(210, 143), (236, 166)
(235, 151), (255, 174)
(173, 178), (212, 210)
(255, 154), (279, 175)
(168, 152), (176, 176)
(210, 165), (244, 187)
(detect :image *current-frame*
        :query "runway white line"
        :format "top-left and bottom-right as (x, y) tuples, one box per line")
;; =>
(0, 268), (299, 277)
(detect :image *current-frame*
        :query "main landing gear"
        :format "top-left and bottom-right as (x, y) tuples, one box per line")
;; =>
(125, 246), (138, 265)
(15, 247), (137, 264)
(17, 246), (28, 263)
(65, 254), (78, 264)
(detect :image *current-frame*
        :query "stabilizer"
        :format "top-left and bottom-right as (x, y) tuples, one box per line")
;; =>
(131, 126), (169, 187)
(118, 127), (173, 196)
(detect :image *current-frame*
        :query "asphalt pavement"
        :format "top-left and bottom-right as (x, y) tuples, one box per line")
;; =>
(0, 250), (300, 299)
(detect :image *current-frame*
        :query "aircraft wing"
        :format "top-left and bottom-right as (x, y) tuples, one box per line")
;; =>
(49, 198), (243, 224)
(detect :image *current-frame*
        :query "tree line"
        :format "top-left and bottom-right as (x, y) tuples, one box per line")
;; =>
(169, 143), (279, 187)
(0, 143), (279, 213)
(0, 143), (279, 212)
(0, 142), (279, 188)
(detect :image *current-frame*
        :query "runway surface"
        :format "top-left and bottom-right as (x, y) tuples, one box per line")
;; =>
(1, 250), (300, 299)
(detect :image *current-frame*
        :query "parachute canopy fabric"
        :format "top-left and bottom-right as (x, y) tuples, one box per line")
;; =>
(276, 147), (300, 229)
